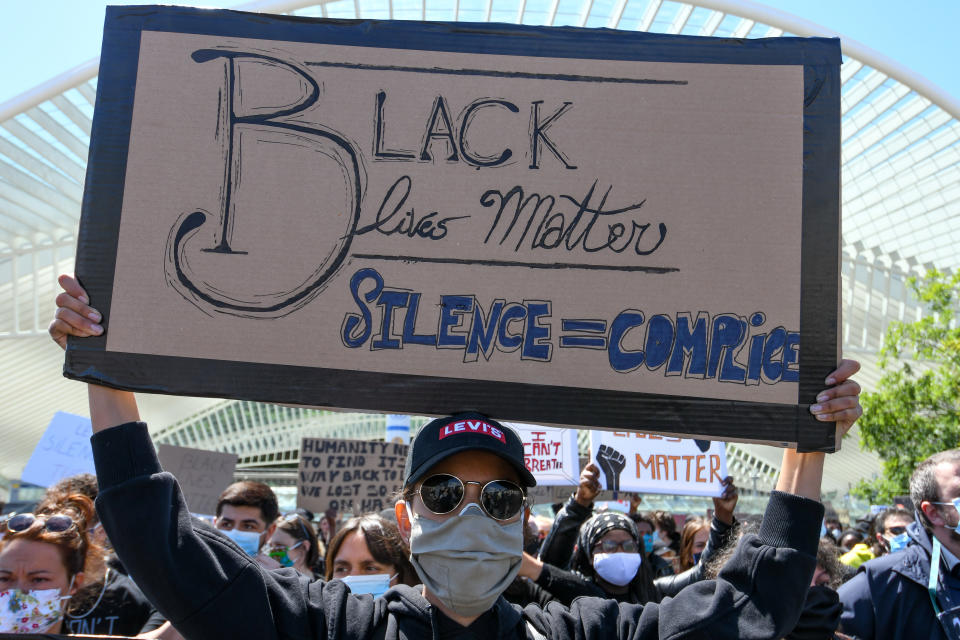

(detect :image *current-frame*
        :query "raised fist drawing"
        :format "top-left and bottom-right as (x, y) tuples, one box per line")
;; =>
(694, 439), (711, 453)
(596, 445), (626, 496)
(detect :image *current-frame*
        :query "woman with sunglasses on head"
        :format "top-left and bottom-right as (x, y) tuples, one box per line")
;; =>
(34, 480), (167, 636)
(324, 514), (418, 597)
(51, 275), (864, 639)
(260, 513), (321, 579)
(0, 495), (95, 634)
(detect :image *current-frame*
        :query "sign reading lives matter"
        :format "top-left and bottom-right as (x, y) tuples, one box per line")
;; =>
(66, 6), (842, 450)
(297, 437), (408, 514)
(589, 431), (728, 497)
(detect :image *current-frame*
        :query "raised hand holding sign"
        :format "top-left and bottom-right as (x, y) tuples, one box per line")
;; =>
(596, 444), (627, 499)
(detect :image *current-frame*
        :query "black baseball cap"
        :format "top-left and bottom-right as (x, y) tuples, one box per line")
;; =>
(403, 412), (536, 489)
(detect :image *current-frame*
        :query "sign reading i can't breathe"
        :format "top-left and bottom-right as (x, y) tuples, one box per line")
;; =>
(66, 6), (842, 450)
(508, 423), (580, 485)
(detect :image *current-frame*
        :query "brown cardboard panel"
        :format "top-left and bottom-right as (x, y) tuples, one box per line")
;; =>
(109, 31), (801, 401)
(157, 444), (238, 516)
(297, 437), (408, 514)
(68, 7), (841, 450)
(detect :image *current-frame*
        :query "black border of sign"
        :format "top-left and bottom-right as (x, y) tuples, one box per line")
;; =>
(66, 5), (842, 451)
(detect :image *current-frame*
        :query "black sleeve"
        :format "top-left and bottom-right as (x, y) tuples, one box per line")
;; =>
(139, 608), (169, 634)
(654, 514), (734, 597)
(523, 491), (824, 640)
(534, 562), (606, 606)
(92, 422), (382, 640)
(503, 576), (557, 609)
(537, 496), (592, 570)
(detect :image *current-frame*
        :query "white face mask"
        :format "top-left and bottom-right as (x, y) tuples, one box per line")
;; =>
(0, 579), (73, 633)
(593, 552), (642, 586)
(340, 573), (397, 599)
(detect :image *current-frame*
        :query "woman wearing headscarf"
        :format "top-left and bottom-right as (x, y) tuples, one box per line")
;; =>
(537, 462), (739, 600)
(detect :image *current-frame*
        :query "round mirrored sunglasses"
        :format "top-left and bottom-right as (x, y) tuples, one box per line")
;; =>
(414, 473), (526, 521)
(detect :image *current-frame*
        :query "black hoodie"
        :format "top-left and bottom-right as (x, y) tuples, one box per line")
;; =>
(92, 422), (824, 640)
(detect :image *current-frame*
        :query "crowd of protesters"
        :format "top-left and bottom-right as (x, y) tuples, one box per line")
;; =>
(0, 275), (950, 638)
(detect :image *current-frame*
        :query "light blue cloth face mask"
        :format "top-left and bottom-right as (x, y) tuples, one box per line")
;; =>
(221, 528), (261, 556)
(340, 573), (397, 599)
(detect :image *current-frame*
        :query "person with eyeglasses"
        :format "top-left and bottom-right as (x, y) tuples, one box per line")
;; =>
(260, 513), (321, 579)
(533, 463), (739, 605)
(50, 274), (863, 639)
(0, 495), (93, 634)
(839, 450), (960, 640)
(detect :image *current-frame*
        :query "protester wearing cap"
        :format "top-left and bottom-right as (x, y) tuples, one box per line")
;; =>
(51, 275), (864, 639)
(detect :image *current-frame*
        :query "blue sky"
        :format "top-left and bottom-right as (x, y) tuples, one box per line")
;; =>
(1, 0), (958, 105)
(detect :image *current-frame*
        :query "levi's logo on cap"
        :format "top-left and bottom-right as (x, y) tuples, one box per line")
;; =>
(438, 420), (506, 443)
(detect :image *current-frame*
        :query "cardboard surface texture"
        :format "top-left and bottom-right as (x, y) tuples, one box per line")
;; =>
(67, 6), (842, 450)
(156, 444), (238, 515)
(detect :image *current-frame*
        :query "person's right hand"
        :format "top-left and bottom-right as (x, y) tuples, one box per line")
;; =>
(49, 274), (102, 350)
(575, 462), (602, 507)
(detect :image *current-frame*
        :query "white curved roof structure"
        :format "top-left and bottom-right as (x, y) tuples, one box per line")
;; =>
(2, 0), (958, 501)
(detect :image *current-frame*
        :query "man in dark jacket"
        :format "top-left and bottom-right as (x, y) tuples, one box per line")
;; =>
(51, 274), (863, 639)
(838, 449), (960, 640)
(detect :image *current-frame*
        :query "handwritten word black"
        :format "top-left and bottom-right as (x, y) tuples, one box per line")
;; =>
(374, 91), (576, 169)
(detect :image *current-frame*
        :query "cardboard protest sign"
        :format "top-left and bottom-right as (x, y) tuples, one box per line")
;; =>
(508, 423), (579, 485)
(297, 437), (407, 514)
(157, 444), (238, 515)
(589, 430), (728, 498)
(66, 6), (842, 450)
(21, 413), (95, 488)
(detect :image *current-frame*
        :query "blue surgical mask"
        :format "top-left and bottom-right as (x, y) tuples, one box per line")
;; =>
(221, 528), (261, 556)
(692, 552), (703, 565)
(820, 520), (827, 538)
(642, 533), (656, 554)
(886, 532), (910, 553)
(340, 573), (396, 599)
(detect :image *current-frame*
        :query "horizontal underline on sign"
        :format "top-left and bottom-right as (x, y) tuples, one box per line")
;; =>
(351, 254), (681, 273)
(304, 61), (688, 85)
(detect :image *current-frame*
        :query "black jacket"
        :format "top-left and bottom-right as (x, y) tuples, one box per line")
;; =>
(538, 496), (733, 601)
(93, 422), (823, 640)
(63, 567), (166, 636)
(838, 520), (960, 640)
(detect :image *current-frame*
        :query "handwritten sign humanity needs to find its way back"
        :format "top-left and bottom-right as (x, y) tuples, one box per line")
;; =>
(66, 6), (842, 450)
(297, 437), (408, 515)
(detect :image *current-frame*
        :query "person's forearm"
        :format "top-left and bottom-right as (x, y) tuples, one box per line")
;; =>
(775, 449), (825, 502)
(89, 385), (140, 432)
(519, 551), (544, 580)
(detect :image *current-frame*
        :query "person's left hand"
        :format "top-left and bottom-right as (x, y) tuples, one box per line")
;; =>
(809, 359), (862, 440)
(712, 476), (738, 525)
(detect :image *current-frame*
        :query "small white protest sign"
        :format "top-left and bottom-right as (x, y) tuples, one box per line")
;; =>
(506, 423), (579, 486)
(589, 430), (727, 497)
(21, 412), (96, 488)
